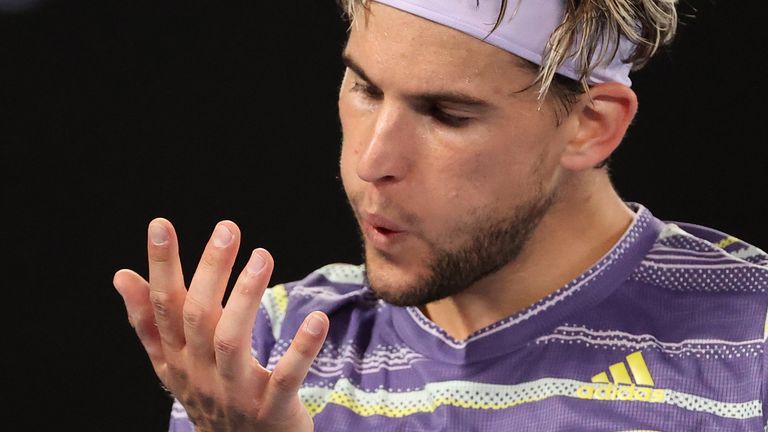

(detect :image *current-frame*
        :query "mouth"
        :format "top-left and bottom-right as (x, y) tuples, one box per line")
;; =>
(361, 213), (408, 247)
(374, 226), (399, 235)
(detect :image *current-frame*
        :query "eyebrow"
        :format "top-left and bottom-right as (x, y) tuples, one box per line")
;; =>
(341, 52), (496, 112)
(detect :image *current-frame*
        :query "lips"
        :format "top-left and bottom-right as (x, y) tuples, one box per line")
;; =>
(363, 213), (405, 234)
(361, 212), (408, 247)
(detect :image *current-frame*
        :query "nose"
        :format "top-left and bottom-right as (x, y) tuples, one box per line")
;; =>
(355, 101), (414, 185)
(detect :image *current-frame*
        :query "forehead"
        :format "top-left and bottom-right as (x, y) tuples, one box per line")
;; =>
(345, 3), (536, 96)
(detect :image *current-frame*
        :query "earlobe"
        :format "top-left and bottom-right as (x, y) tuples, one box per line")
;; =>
(560, 83), (638, 171)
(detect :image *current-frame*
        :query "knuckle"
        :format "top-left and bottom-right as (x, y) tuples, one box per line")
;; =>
(270, 370), (297, 392)
(159, 332), (182, 349)
(291, 339), (315, 358)
(149, 249), (172, 263)
(212, 334), (240, 357)
(149, 291), (175, 319)
(199, 250), (226, 271)
(182, 297), (209, 330)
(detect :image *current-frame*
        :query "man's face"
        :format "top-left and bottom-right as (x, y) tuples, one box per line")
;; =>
(338, 3), (572, 306)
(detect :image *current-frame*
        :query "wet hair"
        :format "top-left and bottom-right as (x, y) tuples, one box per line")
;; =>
(338, 0), (678, 106)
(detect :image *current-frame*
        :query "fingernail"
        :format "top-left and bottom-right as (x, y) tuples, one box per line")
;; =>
(246, 249), (266, 274)
(149, 223), (169, 246)
(305, 313), (324, 336)
(213, 224), (234, 248)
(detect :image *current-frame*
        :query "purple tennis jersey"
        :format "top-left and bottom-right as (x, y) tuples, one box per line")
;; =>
(170, 204), (768, 431)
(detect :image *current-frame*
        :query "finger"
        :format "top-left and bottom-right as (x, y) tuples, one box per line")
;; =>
(262, 312), (329, 410)
(147, 218), (187, 352)
(113, 269), (165, 366)
(184, 221), (240, 361)
(213, 248), (273, 383)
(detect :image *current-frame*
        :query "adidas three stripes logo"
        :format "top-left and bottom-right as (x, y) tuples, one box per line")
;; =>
(576, 351), (666, 402)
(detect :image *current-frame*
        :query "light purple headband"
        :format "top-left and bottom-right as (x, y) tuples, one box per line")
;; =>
(372, 0), (635, 86)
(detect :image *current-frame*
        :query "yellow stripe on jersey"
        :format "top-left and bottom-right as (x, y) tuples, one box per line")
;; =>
(763, 306), (767, 341)
(272, 283), (288, 316)
(302, 378), (578, 418)
(716, 236), (738, 249)
(261, 284), (289, 339)
(298, 377), (761, 420)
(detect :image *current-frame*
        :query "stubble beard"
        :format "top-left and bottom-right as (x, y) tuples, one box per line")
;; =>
(358, 184), (558, 307)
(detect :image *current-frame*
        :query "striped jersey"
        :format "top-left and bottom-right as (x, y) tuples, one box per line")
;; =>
(169, 204), (768, 431)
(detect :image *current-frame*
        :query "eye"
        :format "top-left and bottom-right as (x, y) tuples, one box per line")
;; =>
(429, 106), (472, 128)
(350, 81), (382, 99)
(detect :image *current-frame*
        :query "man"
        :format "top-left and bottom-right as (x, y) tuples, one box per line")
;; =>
(113, 0), (768, 430)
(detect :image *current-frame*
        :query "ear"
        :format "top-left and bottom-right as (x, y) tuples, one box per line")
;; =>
(560, 83), (638, 171)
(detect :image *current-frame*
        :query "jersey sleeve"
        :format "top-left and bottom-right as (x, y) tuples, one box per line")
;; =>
(762, 306), (767, 431)
(166, 285), (285, 431)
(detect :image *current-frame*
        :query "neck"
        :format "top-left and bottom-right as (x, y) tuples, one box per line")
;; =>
(420, 172), (635, 341)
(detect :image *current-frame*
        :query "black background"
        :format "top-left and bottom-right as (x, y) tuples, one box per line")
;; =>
(1, 0), (765, 430)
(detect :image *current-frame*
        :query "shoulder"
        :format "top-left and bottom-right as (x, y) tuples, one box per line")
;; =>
(629, 221), (768, 294)
(620, 220), (767, 342)
(662, 221), (767, 267)
(260, 263), (378, 339)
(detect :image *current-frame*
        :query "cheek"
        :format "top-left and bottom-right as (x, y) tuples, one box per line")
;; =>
(416, 151), (493, 230)
(433, 140), (511, 196)
(338, 98), (361, 191)
(339, 140), (358, 201)
(420, 139), (542, 227)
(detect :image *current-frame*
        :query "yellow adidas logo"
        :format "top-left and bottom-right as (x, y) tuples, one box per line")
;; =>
(575, 351), (666, 403)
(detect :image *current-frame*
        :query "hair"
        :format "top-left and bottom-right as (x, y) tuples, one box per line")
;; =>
(337, 0), (678, 106)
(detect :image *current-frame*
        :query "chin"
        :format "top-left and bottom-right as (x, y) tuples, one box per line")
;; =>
(363, 247), (459, 307)
(364, 248), (427, 306)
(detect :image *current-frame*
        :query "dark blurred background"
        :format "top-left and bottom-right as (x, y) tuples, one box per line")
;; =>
(1, 0), (764, 430)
